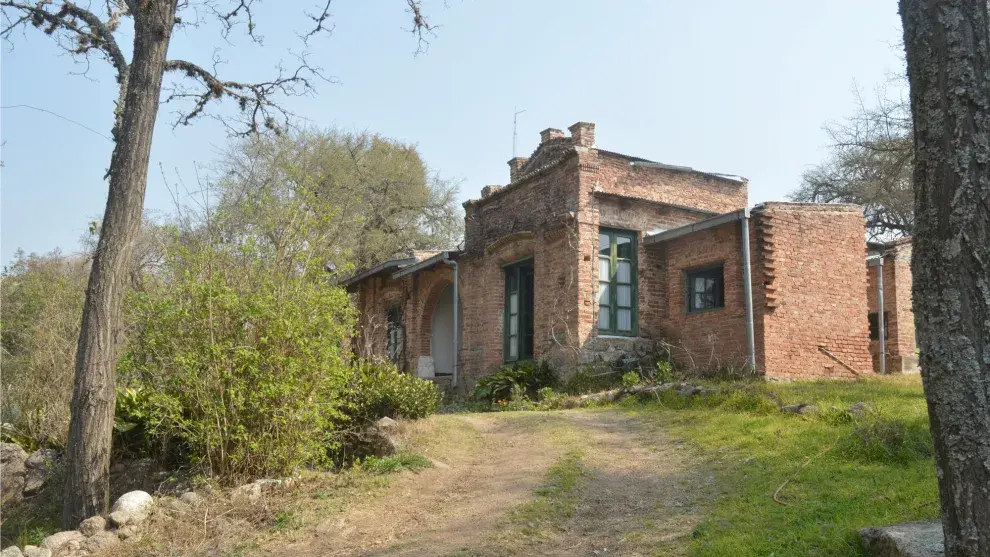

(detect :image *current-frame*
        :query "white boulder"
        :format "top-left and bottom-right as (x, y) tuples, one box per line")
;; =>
(110, 490), (153, 525)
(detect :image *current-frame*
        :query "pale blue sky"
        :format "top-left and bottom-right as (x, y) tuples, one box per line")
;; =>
(1, 0), (906, 264)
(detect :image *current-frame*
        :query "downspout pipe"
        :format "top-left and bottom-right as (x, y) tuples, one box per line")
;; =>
(442, 255), (459, 387)
(740, 209), (757, 372)
(869, 255), (886, 375)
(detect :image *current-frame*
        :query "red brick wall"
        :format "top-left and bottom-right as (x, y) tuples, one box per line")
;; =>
(572, 149), (748, 352)
(755, 203), (873, 379)
(594, 195), (713, 341)
(458, 155), (582, 383)
(353, 265), (454, 374)
(644, 221), (753, 373)
(594, 154), (748, 214)
(866, 239), (917, 372)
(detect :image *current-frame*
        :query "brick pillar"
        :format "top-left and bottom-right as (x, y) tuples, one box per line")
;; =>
(568, 122), (596, 147)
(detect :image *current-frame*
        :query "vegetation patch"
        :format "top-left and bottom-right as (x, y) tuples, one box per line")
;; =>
(470, 360), (558, 404)
(622, 375), (938, 556)
(507, 451), (587, 539)
(359, 454), (433, 475)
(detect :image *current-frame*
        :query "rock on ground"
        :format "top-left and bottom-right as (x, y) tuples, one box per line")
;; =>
(110, 490), (153, 525)
(22, 547), (51, 557)
(848, 401), (870, 418)
(82, 531), (119, 552)
(860, 521), (944, 557)
(376, 416), (399, 430)
(0, 443), (28, 503)
(1, 546), (24, 557)
(78, 516), (106, 537)
(40, 531), (84, 552)
(179, 491), (203, 506)
(232, 482), (262, 504)
(782, 403), (817, 415)
(23, 449), (58, 496)
(116, 525), (140, 540)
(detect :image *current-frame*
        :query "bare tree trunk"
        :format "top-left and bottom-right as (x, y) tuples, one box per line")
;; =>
(898, 1), (990, 556)
(62, 0), (178, 528)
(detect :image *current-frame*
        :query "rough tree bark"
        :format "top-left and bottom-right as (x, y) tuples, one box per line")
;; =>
(62, 0), (179, 528)
(898, 1), (990, 555)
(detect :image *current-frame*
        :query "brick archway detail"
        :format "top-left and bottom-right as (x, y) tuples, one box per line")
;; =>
(419, 278), (454, 355)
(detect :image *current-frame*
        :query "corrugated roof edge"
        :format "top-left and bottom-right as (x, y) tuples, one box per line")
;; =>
(391, 250), (462, 279)
(627, 159), (749, 185)
(341, 257), (417, 287)
(644, 209), (749, 246)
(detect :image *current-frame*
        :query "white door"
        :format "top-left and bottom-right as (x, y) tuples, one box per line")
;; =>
(431, 285), (455, 376)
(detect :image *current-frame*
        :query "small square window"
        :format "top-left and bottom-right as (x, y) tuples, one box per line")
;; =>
(686, 266), (724, 313)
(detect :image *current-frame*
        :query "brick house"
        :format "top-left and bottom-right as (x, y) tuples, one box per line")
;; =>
(344, 121), (894, 389)
(866, 237), (918, 373)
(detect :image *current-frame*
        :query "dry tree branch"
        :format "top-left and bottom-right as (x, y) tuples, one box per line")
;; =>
(403, 0), (435, 56)
(301, 0), (332, 43)
(162, 55), (334, 135)
(2, 0), (128, 83)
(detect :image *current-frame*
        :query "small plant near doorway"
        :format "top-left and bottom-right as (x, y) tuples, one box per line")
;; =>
(470, 360), (558, 404)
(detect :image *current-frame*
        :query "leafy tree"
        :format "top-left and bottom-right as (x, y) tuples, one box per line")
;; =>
(1, 0), (435, 527)
(899, 0), (990, 555)
(213, 128), (462, 274)
(790, 79), (914, 240)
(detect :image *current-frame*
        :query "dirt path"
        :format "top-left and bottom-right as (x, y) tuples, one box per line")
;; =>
(262, 410), (712, 557)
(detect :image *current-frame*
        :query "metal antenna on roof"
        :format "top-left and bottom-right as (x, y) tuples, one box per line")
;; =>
(513, 107), (526, 158)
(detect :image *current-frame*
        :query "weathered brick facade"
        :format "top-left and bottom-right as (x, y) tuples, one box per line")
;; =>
(346, 122), (899, 388)
(753, 203), (873, 378)
(866, 238), (917, 373)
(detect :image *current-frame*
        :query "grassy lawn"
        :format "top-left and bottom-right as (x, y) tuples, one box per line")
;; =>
(621, 374), (938, 556)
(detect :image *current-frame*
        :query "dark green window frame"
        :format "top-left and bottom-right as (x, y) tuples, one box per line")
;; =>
(597, 228), (638, 336)
(503, 259), (534, 363)
(686, 265), (725, 314)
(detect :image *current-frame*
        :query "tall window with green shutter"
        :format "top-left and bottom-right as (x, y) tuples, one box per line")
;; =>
(597, 229), (637, 336)
(504, 259), (534, 362)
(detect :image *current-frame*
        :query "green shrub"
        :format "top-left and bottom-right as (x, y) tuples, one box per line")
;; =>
(654, 360), (676, 384)
(471, 360), (558, 403)
(360, 454), (432, 474)
(621, 371), (641, 389)
(118, 242), (355, 482)
(341, 361), (443, 423)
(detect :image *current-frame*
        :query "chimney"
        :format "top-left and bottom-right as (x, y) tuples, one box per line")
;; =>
(540, 128), (565, 144)
(481, 184), (503, 199)
(569, 122), (595, 147)
(508, 157), (528, 182)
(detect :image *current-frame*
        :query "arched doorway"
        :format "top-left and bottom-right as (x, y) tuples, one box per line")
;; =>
(431, 285), (456, 376)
